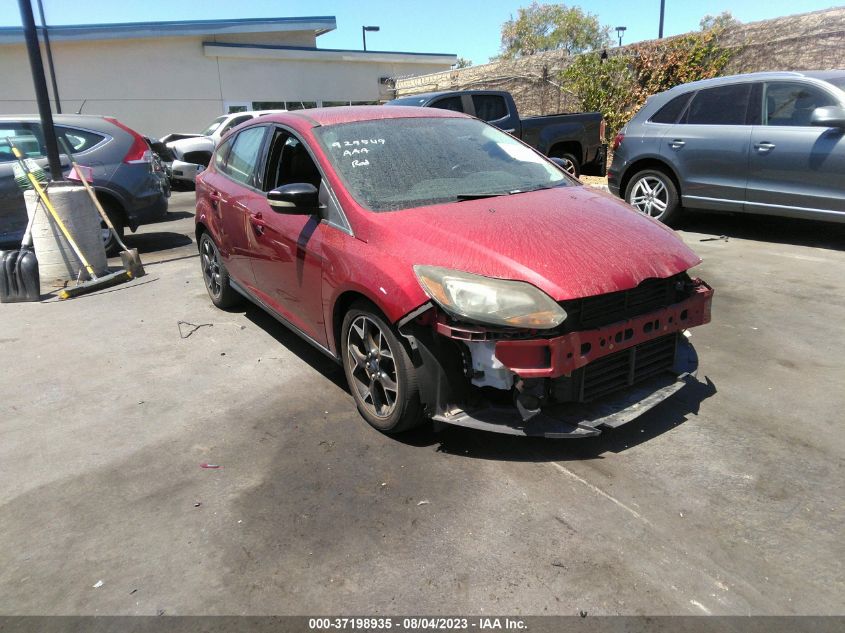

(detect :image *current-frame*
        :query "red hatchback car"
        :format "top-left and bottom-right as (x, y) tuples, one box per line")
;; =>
(195, 106), (712, 438)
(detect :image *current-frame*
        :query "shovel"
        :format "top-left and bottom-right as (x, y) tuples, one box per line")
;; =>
(0, 198), (40, 303)
(59, 137), (144, 278)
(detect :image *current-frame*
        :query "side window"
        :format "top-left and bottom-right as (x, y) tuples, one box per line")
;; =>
(684, 84), (752, 125)
(649, 93), (693, 124)
(0, 123), (44, 161)
(56, 126), (106, 153)
(764, 82), (837, 126)
(472, 95), (508, 122)
(430, 96), (464, 112)
(223, 126), (266, 186)
(220, 115), (253, 136)
(262, 128), (322, 192)
(214, 138), (233, 170)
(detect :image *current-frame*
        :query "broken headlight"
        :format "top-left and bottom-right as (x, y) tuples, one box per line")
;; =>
(414, 265), (567, 329)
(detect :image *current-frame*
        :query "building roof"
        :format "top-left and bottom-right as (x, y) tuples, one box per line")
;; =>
(0, 16), (337, 45)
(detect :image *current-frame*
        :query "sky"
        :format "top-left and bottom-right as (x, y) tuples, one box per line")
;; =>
(1, 0), (840, 65)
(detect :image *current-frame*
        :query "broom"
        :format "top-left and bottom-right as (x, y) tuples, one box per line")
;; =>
(58, 137), (144, 278)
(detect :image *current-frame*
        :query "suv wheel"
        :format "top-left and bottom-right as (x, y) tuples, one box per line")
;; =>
(199, 232), (240, 308)
(625, 169), (680, 224)
(342, 302), (424, 434)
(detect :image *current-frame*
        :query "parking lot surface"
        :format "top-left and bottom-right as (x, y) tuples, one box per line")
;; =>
(0, 192), (843, 615)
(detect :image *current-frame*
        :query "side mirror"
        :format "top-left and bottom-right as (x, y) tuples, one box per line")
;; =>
(810, 106), (845, 129)
(267, 183), (319, 214)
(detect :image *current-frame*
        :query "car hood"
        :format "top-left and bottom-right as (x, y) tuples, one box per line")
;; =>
(368, 185), (701, 301)
(165, 135), (214, 156)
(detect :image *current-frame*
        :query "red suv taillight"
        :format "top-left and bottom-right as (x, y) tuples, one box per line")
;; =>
(105, 117), (152, 165)
(612, 132), (625, 152)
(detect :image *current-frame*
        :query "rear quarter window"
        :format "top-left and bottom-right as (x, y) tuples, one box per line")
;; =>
(649, 93), (693, 124)
(57, 126), (106, 153)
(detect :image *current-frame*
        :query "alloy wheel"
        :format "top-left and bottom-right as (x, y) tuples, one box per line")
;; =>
(346, 315), (399, 418)
(560, 157), (578, 177)
(629, 176), (669, 219)
(201, 237), (222, 298)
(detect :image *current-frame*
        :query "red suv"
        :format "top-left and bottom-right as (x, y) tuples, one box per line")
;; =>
(195, 107), (712, 438)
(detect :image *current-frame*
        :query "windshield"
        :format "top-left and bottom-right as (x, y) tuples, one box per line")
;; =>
(201, 116), (227, 136)
(314, 117), (571, 212)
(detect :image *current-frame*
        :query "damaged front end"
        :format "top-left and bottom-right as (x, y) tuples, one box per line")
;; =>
(398, 273), (713, 438)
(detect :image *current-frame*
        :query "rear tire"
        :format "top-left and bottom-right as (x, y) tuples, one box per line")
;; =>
(341, 301), (424, 434)
(624, 168), (681, 224)
(99, 201), (125, 257)
(199, 232), (240, 309)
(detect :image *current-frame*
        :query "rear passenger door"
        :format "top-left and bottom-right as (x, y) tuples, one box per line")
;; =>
(660, 83), (754, 210)
(745, 81), (845, 218)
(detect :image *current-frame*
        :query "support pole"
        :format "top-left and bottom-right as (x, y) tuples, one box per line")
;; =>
(17, 0), (63, 180)
(36, 0), (61, 114)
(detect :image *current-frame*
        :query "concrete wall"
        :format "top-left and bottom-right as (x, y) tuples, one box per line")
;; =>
(0, 29), (452, 137)
(394, 7), (845, 116)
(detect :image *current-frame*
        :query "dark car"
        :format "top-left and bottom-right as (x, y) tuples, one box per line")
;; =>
(0, 114), (170, 253)
(387, 90), (606, 177)
(608, 70), (845, 224)
(194, 106), (712, 439)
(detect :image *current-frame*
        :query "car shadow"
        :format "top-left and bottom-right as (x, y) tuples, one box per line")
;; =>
(235, 301), (348, 391)
(394, 376), (718, 461)
(122, 231), (193, 254)
(676, 210), (845, 251)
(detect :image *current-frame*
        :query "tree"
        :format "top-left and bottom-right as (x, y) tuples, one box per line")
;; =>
(453, 57), (473, 69)
(700, 11), (740, 31)
(498, 2), (610, 59)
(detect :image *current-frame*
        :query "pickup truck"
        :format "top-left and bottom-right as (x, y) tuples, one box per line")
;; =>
(386, 90), (606, 177)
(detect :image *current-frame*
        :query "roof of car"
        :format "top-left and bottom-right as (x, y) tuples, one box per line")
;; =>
(663, 69), (845, 93)
(256, 105), (468, 128)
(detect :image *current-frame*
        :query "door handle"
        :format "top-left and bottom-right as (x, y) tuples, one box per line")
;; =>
(754, 142), (776, 153)
(250, 212), (267, 235)
(668, 139), (685, 149)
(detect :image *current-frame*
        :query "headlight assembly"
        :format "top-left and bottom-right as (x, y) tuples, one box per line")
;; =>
(414, 265), (567, 329)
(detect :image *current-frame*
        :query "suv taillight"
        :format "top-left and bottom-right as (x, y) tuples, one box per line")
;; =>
(105, 117), (152, 164)
(599, 118), (606, 141)
(612, 132), (625, 151)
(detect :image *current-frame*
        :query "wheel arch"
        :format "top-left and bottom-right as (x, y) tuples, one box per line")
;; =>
(92, 188), (128, 227)
(331, 289), (395, 357)
(619, 158), (682, 201)
(548, 140), (583, 162)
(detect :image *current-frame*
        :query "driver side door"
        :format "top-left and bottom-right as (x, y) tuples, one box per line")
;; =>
(244, 127), (329, 347)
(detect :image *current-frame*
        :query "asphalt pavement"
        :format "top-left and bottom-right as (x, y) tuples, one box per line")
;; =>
(0, 191), (843, 615)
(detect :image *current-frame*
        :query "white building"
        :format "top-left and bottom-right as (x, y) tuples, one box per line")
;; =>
(0, 16), (456, 136)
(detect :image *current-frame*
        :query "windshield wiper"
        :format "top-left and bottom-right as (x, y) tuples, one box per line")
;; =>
(456, 192), (511, 201)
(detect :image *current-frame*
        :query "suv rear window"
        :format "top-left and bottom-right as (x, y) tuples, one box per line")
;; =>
(684, 84), (752, 125)
(57, 126), (106, 153)
(649, 93), (692, 124)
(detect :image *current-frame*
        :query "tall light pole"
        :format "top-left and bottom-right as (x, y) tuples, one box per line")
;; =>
(659, 0), (665, 38)
(362, 25), (379, 51)
(17, 0), (62, 180)
(36, 0), (61, 113)
(615, 26), (627, 47)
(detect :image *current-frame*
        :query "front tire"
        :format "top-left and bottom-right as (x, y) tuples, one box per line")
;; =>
(341, 302), (424, 434)
(199, 232), (240, 308)
(625, 169), (680, 224)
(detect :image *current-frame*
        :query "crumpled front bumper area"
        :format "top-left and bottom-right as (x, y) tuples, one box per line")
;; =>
(432, 335), (699, 438)
(421, 279), (712, 438)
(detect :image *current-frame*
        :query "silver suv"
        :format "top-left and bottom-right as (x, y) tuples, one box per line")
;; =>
(608, 71), (845, 224)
